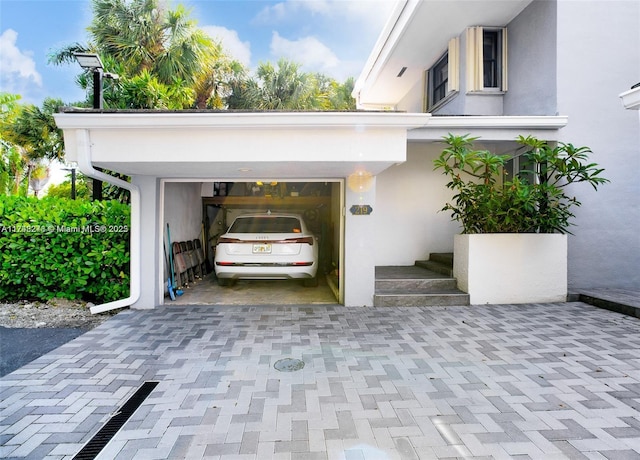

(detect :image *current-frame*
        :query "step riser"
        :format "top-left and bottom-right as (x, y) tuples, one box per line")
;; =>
(415, 260), (453, 277)
(374, 294), (470, 307)
(375, 255), (469, 307)
(375, 278), (458, 291)
(428, 253), (454, 266)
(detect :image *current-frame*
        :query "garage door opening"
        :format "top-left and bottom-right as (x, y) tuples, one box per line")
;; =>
(162, 180), (343, 305)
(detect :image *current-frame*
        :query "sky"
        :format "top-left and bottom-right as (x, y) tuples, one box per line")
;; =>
(0, 0), (397, 106)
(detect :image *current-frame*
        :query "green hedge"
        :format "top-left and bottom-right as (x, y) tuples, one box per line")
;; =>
(0, 196), (130, 303)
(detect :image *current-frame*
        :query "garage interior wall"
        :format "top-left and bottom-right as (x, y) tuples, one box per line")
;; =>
(375, 143), (461, 265)
(164, 182), (203, 249)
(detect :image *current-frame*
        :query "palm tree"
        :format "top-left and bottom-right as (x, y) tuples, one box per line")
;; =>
(228, 59), (315, 110)
(91, 0), (221, 108)
(0, 95), (63, 196)
(6, 99), (65, 162)
(50, 0), (223, 110)
(0, 93), (24, 195)
(257, 59), (315, 110)
(89, 0), (217, 82)
(227, 59), (357, 111)
(48, 1), (356, 112)
(192, 52), (246, 109)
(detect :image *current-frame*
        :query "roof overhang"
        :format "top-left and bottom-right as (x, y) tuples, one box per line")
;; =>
(54, 111), (568, 178)
(53, 110), (431, 179)
(354, 0), (534, 108)
(620, 85), (640, 110)
(408, 115), (569, 142)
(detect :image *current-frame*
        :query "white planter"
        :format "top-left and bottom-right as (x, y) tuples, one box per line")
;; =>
(454, 233), (567, 304)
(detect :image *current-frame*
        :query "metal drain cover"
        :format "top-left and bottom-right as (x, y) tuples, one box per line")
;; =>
(274, 358), (305, 372)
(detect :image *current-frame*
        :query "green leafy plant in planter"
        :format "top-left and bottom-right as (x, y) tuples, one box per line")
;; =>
(433, 134), (609, 234)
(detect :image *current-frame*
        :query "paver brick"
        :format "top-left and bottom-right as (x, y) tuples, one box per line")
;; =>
(1, 303), (640, 459)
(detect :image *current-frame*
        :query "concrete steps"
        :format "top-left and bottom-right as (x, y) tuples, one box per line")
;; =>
(415, 253), (454, 276)
(374, 255), (470, 307)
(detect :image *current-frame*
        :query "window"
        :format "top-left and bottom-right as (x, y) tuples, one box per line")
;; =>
(483, 30), (500, 88)
(467, 27), (507, 92)
(229, 216), (302, 234)
(425, 37), (459, 111)
(431, 54), (449, 105)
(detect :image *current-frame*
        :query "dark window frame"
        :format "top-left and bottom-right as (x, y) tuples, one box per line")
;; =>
(428, 52), (449, 109)
(482, 29), (502, 89)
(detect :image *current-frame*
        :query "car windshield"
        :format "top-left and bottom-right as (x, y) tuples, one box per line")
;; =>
(229, 216), (302, 234)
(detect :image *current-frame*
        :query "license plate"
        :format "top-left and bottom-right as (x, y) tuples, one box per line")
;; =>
(252, 243), (272, 254)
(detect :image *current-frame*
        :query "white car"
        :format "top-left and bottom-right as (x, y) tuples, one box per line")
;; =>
(214, 213), (319, 287)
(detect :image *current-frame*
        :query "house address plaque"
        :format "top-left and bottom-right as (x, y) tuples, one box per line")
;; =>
(350, 205), (373, 215)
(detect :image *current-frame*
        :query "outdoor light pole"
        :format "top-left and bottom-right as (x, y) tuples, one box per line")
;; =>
(72, 52), (107, 109)
(72, 52), (119, 200)
(62, 167), (76, 199)
(92, 67), (103, 110)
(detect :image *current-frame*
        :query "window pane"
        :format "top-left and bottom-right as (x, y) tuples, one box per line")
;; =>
(483, 30), (499, 88)
(230, 217), (302, 233)
(431, 54), (448, 105)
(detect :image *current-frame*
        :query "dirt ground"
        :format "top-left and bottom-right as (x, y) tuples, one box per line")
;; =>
(0, 298), (118, 329)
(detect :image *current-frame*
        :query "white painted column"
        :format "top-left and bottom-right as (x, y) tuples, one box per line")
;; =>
(343, 176), (376, 306)
(131, 175), (159, 309)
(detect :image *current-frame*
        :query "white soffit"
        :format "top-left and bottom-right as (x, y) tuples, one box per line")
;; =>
(54, 111), (432, 179)
(354, 0), (534, 108)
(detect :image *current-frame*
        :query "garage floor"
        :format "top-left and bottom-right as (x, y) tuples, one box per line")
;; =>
(169, 274), (338, 305)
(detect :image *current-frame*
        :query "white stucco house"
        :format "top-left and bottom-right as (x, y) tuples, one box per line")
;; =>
(54, 0), (640, 312)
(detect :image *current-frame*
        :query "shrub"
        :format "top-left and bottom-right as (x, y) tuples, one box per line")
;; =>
(433, 134), (609, 234)
(0, 196), (130, 302)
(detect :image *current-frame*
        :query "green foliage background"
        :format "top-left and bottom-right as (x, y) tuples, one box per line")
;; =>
(0, 196), (130, 302)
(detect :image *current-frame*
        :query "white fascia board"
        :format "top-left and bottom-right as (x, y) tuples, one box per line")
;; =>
(425, 115), (568, 129)
(53, 111), (431, 130)
(408, 115), (569, 141)
(620, 86), (640, 110)
(352, 0), (420, 100)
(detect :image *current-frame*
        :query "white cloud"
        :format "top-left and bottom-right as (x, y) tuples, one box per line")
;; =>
(0, 29), (43, 94)
(255, 0), (393, 29)
(339, 0), (396, 29)
(254, 1), (289, 22)
(201, 25), (252, 67)
(270, 31), (339, 74)
(253, 0), (396, 80)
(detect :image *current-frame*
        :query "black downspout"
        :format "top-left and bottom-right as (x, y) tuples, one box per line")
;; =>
(92, 69), (103, 201)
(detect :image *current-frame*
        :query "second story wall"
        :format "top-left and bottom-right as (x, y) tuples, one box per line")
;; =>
(396, 0), (559, 117)
(554, 0), (640, 290)
(503, 0), (557, 115)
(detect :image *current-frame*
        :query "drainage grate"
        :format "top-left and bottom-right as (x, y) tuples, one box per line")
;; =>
(274, 358), (305, 372)
(73, 381), (159, 460)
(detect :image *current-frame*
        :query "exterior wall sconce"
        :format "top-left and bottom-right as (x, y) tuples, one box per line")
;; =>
(347, 170), (374, 193)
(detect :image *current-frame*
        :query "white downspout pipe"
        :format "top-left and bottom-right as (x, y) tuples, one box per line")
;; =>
(76, 129), (141, 314)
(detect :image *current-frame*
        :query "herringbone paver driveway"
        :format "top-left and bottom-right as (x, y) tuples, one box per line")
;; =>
(1, 303), (640, 459)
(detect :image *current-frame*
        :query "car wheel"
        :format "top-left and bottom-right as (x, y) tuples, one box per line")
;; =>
(303, 277), (318, 287)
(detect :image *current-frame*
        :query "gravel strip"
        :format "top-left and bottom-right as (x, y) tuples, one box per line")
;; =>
(0, 299), (119, 329)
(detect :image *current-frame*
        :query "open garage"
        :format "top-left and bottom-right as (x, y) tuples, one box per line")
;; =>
(163, 180), (343, 305)
(54, 110), (429, 310)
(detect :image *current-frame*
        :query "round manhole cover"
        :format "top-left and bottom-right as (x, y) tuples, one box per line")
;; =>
(274, 358), (305, 372)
